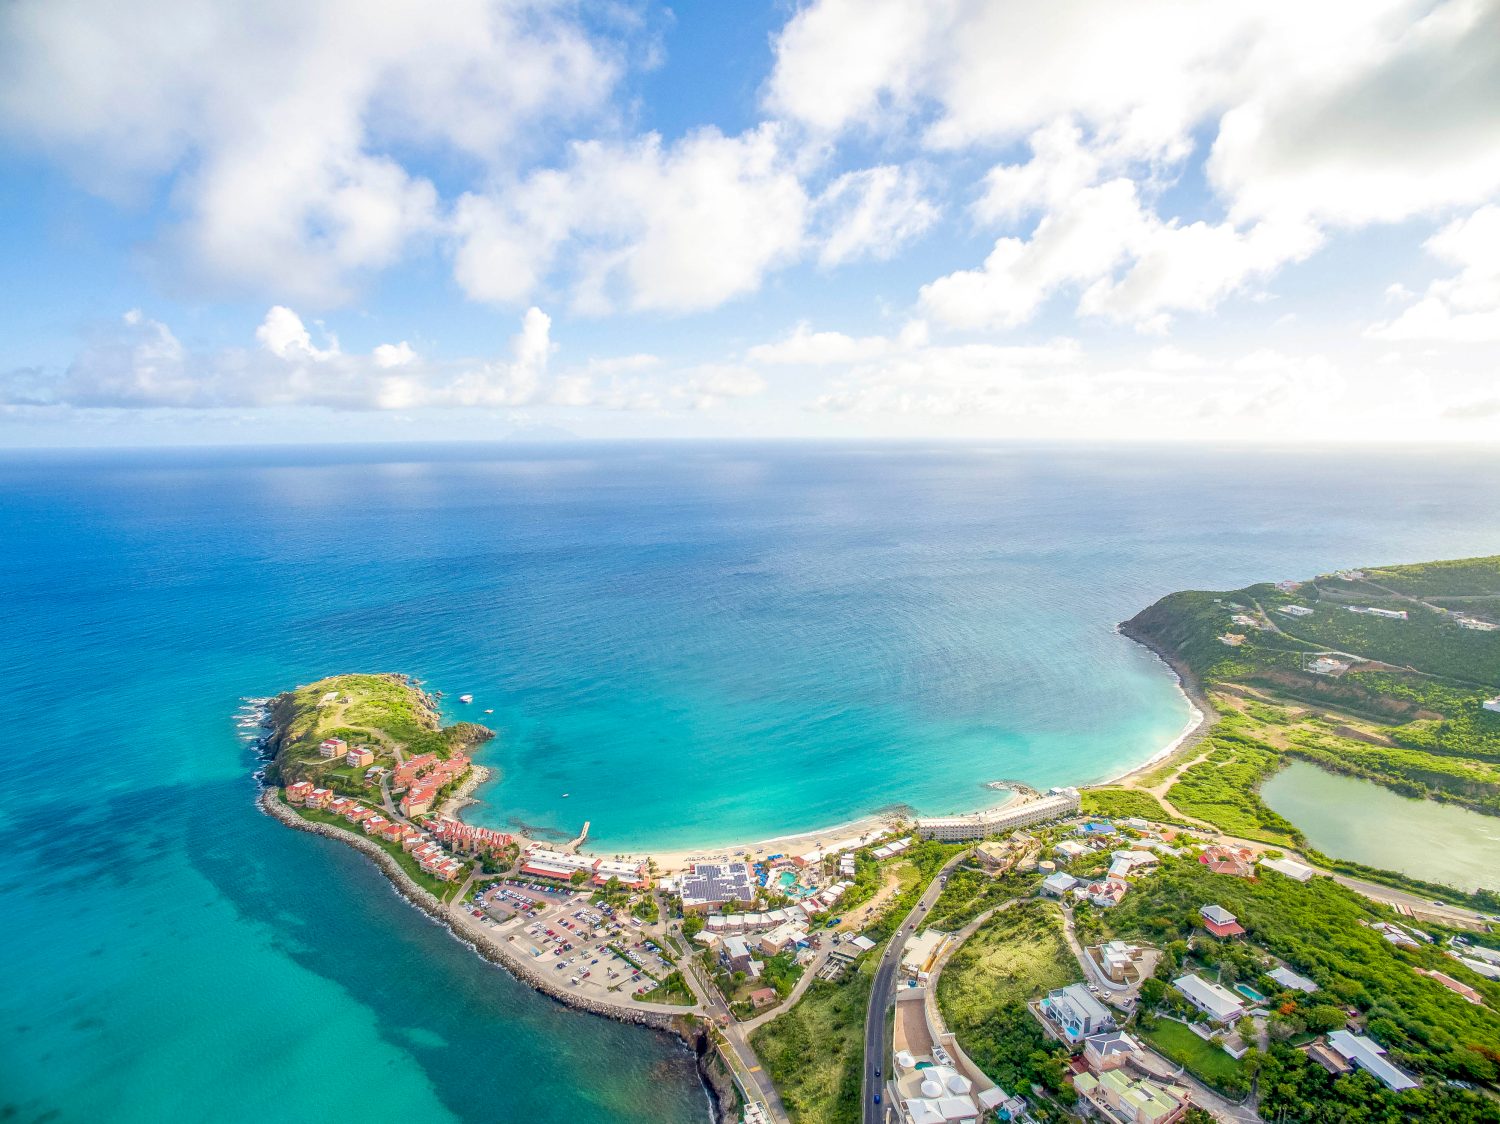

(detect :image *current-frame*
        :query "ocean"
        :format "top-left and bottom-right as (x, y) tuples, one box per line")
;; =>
(4, 440), (1500, 1122)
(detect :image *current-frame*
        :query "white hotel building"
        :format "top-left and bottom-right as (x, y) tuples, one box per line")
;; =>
(917, 788), (1081, 842)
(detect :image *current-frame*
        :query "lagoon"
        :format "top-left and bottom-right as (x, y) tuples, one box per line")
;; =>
(1260, 760), (1500, 892)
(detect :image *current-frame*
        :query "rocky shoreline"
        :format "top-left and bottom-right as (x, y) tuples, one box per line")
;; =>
(258, 788), (732, 1122)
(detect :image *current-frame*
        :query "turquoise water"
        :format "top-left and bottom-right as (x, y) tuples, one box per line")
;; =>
(5, 441), (1500, 1120)
(1261, 761), (1500, 892)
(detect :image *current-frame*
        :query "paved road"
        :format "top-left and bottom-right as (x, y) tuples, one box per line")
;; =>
(861, 851), (970, 1124)
(680, 956), (791, 1122)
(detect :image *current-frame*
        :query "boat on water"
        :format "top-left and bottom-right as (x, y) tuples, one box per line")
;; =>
(562, 793), (570, 798)
(483, 708), (494, 714)
(459, 694), (473, 704)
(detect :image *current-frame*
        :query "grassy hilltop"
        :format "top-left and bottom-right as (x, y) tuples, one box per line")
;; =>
(1108, 555), (1500, 906)
(266, 672), (494, 797)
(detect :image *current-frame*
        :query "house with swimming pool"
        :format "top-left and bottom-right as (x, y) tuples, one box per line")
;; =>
(1173, 973), (1246, 1024)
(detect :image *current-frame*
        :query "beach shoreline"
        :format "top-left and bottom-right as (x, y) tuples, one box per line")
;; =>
(461, 622), (1217, 871)
(450, 621), (1212, 870)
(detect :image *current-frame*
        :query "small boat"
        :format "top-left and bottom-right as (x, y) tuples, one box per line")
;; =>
(459, 694), (473, 704)
(562, 793), (570, 798)
(484, 708), (494, 714)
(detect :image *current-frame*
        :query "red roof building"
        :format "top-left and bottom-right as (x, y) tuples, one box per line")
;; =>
(1200, 904), (1246, 938)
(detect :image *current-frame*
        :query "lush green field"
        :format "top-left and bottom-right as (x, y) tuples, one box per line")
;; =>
(935, 901), (1078, 1108)
(1080, 787), (1177, 823)
(751, 970), (871, 1124)
(633, 970), (694, 1005)
(1136, 1018), (1246, 1091)
(1164, 718), (1303, 845)
(269, 672), (494, 793)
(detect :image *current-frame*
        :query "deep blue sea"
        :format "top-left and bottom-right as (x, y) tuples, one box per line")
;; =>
(4, 441), (1500, 1122)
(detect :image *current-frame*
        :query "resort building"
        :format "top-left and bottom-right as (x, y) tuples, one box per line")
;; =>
(1218, 633), (1245, 647)
(1484, 696), (1500, 714)
(916, 787), (1081, 842)
(1456, 616), (1499, 631)
(307, 787), (332, 808)
(1260, 856), (1314, 882)
(1277, 604), (1314, 618)
(1325, 1031), (1419, 1091)
(1072, 1070), (1189, 1124)
(680, 862), (758, 913)
(1095, 941), (1150, 983)
(345, 745), (374, 767)
(1053, 839), (1092, 863)
(1083, 1030), (1142, 1072)
(1349, 606), (1407, 620)
(431, 818), (512, 856)
(1173, 974), (1246, 1024)
(1199, 904), (1246, 938)
(1086, 880), (1128, 908)
(1198, 845), (1255, 877)
(748, 987), (779, 1010)
(318, 737), (347, 758)
(285, 781), (314, 804)
(759, 922), (808, 956)
(1268, 966), (1318, 993)
(1041, 982), (1116, 1040)
(894, 1062), (980, 1124)
(519, 847), (593, 881)
(871, 837), (913, 860)
(721, 936), (754, 973)
(1307, 656), (1352, 676)
(592, 858), (650, 890)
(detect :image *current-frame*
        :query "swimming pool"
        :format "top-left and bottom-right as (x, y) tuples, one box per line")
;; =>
(1235, 983), (1267, 1004)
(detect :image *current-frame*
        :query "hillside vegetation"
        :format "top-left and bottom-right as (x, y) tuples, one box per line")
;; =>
(1120, 555), (1500, 905)
(268, 672), (493, 796)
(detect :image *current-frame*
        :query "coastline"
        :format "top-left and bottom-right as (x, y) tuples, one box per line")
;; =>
(461, 625), (1215, 871)
(1094, 620), (1219, 787)
(257, 787), (731, 1119)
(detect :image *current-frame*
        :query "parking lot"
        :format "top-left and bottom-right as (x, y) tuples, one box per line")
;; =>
(465, 882), (685, 1003)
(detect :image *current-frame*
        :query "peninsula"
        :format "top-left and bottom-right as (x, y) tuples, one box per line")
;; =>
(257, 556), (1500, 1124)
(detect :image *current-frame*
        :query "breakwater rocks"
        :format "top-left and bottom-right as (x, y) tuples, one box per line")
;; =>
(258, 789), (680, 1029)
(260, 788), (732, 1121)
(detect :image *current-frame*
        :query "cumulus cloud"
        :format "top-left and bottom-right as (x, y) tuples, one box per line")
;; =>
(0, 0), (623, 304)
(453, 125), (809, 313)
(921, 177), (1320, 330)
(771, 0), (1500, 329)
(812, 165), (939, 267)
(1368, 205), (1500, 342)
(1, 306), (558, 410)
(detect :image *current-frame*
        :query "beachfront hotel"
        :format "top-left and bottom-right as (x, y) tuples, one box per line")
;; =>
(677, 861), (757, 914)
(916, 787), (1081, 842)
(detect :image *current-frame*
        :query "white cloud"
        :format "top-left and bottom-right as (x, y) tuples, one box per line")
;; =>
(373, 341), (418, 369)
(813, 165), (939, 267)
(920, 178), (1321, 331)
(1368, 205), (1500, 342)
(0, 0), (622, 302)
(772, 0), (1500, 328)
(453, 125), (809, 313)
(2, 306), (560, 410)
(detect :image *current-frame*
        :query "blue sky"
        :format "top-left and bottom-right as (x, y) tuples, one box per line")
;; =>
(1, 0), (1498, 446)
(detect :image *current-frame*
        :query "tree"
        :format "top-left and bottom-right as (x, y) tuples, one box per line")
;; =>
(569, 869), (588, 887)
(1140, 977), (1168, 1008)
(1303, 1004), (1347, 1034)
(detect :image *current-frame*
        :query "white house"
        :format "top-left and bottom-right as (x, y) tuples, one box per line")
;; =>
(1173, 973), (1246, 1024)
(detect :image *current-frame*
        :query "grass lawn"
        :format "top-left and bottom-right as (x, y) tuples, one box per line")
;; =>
(1138, 1017), (1247, 1091)
(635, 970), (695, 1006)
(935, 902), (1079, 1109)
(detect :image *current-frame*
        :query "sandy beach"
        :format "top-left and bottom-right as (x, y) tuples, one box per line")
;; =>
(457, 626), (1217, 873)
